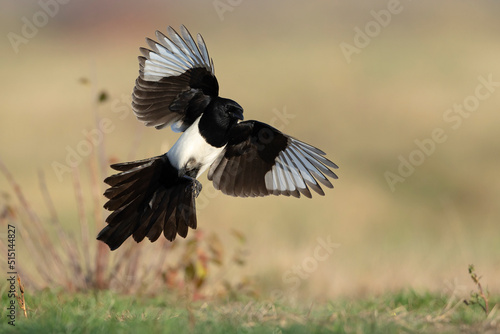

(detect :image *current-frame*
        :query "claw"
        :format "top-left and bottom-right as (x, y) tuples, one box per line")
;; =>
(192, 179), (202, 198)
(183, 175), (202, 198)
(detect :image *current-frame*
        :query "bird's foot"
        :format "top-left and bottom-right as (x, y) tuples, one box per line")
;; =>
(183, 176), (202, 198)
(192, 179), (202, 198)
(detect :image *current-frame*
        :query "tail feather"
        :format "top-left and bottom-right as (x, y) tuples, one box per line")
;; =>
(133, 182), (197, 243)
(97, 155), (199, 250)
(108, 157), (159, 171)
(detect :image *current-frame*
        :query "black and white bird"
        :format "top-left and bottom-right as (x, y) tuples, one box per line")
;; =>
(97, 25), (339, 250)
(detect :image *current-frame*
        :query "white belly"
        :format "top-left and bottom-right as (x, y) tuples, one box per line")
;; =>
(166, 117), (224, 178)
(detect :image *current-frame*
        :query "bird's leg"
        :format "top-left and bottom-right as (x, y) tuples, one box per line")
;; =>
(182, 175), (202, 198)
(192, 179), (202, 198)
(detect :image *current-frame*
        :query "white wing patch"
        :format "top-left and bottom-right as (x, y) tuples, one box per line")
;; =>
(170, 119), (189, 133)
(141, 25), (214, 82)
(264, 138), (338, 197)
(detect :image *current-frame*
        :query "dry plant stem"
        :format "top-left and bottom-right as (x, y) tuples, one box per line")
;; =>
(89, 77), (115, 290)
(475, 282), (489, 314)
(0, 209), (39, 288)
(108, 245), (137, 292)
(0, 158), (58, 286)
(15, 175), (67, 281)
(90, 68), (111, 288)
(469, 266), (489, 314)
(38, 169), (84, 289)
(0, 241), (39, 290)
(125, 247), (142, 293)
(150, 241), (173, 286)
(16, 275), (28, 318)
(72, 167), (92, 285)
(88, 155), (109, 289)
(139, 240), (174, 293)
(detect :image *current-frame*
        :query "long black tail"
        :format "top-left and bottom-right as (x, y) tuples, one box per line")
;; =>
(97, 155), (199, 250)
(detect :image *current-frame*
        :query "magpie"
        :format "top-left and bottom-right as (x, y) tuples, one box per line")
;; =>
(97, 25), (339, 250)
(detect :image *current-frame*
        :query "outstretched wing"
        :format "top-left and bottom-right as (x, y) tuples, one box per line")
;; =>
(207, 121), (338, 198)
(132, 25), (219, 131)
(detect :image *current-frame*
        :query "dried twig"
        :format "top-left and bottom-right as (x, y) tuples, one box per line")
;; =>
(38, 169), (84, 290)
(464, 264), (490, 315)
(16, 275), (27, 318)
(88, 153), (109, 289)
(0, 158), (57, 285)
(72, 167), (92, 286)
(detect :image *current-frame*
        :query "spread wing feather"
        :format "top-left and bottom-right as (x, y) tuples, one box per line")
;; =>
(132, 25), (218, 131)
(208, 121), (338, 198)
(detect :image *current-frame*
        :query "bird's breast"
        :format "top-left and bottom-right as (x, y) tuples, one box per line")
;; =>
(166, 117), (224, 178)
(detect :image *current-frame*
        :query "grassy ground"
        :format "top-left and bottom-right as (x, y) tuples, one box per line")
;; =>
(0, 289), (498, 334)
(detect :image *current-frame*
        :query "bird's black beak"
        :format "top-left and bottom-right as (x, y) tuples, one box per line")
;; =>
(230, 108), (244, 121)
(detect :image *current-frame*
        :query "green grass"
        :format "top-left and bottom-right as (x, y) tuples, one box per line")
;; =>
(2, 1), (500, 299)
(1, 289), (497, 334)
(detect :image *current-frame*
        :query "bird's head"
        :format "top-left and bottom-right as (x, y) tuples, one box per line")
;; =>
(209, 97), (244, 126)
(224, 99), (244, 122)
(199, 97), (245, 146)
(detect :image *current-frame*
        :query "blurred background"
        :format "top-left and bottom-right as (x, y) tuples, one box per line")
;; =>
(1, 0), (499, 300)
